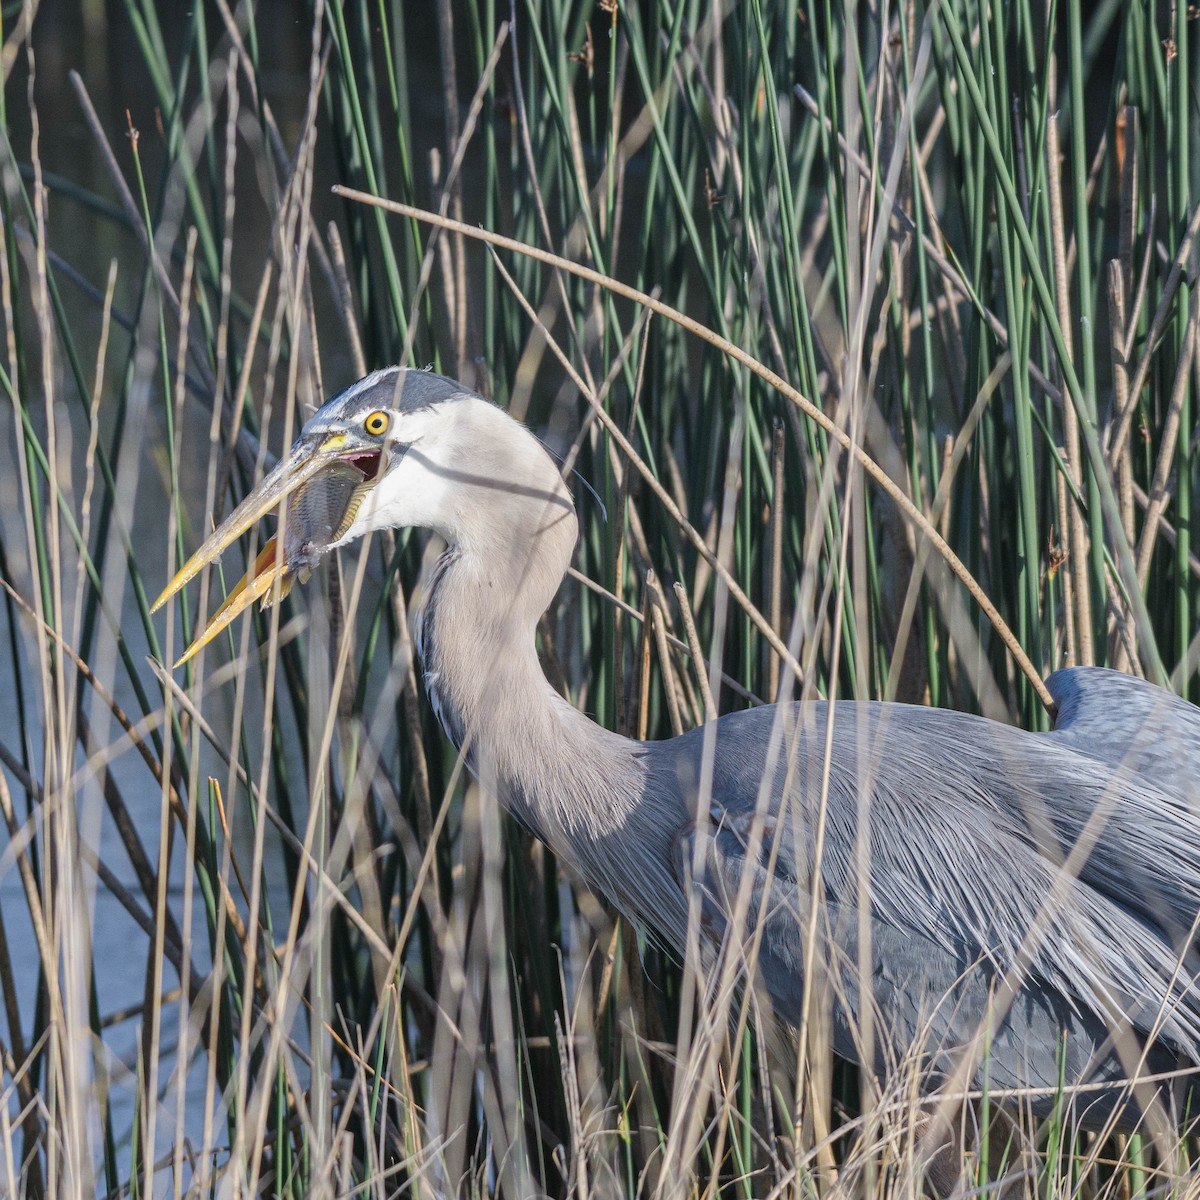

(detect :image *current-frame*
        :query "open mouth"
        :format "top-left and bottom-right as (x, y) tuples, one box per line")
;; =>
(283, 449), (387, 574)
(342, 449), (384, 478)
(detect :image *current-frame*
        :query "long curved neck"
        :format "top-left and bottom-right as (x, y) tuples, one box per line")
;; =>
(412, 444), (642, 852)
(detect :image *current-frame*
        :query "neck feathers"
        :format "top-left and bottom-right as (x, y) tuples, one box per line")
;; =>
(411, 418), (643, 852)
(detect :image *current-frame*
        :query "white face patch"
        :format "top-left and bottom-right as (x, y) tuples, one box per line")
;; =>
(326, 393), (572, 580)
(334, 405), (461, 545)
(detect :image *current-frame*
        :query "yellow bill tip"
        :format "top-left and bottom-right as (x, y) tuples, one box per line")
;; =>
(171, 536), (294, 668)
(152, 565), (194, 614)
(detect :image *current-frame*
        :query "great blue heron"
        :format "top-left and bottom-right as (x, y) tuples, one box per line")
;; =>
(154, 367), (1200, 1179)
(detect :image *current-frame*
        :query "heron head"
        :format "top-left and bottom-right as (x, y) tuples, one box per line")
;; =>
(151, 367), (474, 665)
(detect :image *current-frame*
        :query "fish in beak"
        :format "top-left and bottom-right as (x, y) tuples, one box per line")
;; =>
(151, 430), (386, 666)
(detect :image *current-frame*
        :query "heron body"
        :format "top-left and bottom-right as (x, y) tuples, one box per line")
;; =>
(156, 368), (1200, 1134)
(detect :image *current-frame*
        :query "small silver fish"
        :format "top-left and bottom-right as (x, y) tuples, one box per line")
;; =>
(283, 460), (374, 579)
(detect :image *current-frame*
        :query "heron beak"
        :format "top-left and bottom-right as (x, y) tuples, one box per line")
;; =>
(152, 431), (384, 667)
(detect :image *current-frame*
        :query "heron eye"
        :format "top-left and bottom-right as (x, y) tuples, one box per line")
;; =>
(364, 410), (389, 437)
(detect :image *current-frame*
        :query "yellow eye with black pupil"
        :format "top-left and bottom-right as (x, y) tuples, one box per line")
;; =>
(364, 411), (389, 436)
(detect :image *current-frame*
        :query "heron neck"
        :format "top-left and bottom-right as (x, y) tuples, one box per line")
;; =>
(414, 533), (644, 851)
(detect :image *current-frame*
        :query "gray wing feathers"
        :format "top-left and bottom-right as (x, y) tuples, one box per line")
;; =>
(675, 814), (1180, 1109)
(1047, 666), (1200, 804)
(662, 684), (1200, 1073)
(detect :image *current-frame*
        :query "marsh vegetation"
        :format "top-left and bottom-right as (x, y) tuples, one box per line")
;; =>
(1, 0), (1198, 1195)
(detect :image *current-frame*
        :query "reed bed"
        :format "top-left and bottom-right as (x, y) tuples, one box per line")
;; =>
(0, 0), (1197, 1195)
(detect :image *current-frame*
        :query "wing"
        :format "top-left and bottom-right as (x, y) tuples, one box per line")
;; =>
(672, 807), (997, 1080)
(672, 811), (1156, 1110)
(1033, 671), (1200, 945)
(672, 806), (1185, 1123)
(1046, 666), (1200, 803)
(661, 701), (1200, 1072)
